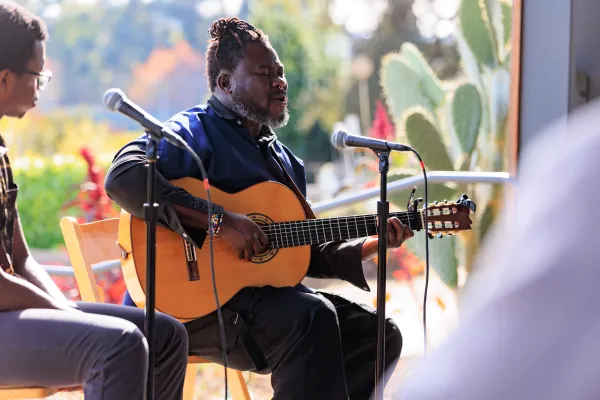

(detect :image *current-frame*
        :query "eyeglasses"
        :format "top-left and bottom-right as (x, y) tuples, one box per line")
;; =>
(22, 69), (52, 91)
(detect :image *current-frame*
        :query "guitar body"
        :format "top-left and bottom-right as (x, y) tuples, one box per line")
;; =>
(117, 178), (311, 321)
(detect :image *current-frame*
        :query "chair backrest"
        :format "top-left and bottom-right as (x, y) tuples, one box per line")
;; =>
(59, 216), (121, 303)
(59, 216), (251, 400)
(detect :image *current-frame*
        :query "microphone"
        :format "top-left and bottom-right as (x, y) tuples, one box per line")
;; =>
(331, 130), (412, 152)
(103, 88), (186, 149)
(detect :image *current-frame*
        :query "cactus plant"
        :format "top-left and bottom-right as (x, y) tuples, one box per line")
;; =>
(380, 0), (512, 287)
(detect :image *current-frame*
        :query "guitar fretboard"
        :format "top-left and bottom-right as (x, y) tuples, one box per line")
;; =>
(261, 211), (423, 249)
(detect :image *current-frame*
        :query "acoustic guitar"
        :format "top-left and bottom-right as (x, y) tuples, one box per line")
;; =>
(116, 178), (476, 321)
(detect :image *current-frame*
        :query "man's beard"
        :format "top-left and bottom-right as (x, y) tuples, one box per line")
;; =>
(230, 88), (289, 129)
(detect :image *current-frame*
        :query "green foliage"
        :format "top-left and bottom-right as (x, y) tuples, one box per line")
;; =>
(249, 1), (348, 158)
(0, 112), (139, 159)
(379, 0), (512, 287)
(19, 1), (230, 107)
(410, 231), (459, 288)
(346, 0), (461, 134)
(381, 54), (433, 118)
(478, 198), (496, 241)
(387, 172), (459, 285)
(0, 105), (139, 252)
(13, 157), (107, 249)
(500, 0), (513, 48)
(458, 0), (498, 68)
(249, 10), (309, 151)
(403, 109), (454, 171)
(42, 2), (180, 105)
(1, 112), (135, 250)
(452, 83), (482, 155)
(400, 43), (446, 107)
(387, 171), (457, 212)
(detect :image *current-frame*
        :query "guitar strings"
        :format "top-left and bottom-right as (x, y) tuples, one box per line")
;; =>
(259, 212), (422, 230)
(186, 210), (460, 251)
(187, 214), (454, 254)
(187, 208), (457, 252)
(193, 213), (444, 251)
(202, 215), (426, 245)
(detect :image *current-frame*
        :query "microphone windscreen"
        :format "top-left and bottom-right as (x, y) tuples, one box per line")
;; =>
(331, 130), (347, 150)
(103, 88), (125, 111)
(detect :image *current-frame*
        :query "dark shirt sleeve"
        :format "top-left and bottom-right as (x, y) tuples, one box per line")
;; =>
(104, 130), (223, 243)
(307, 237), (372, 292)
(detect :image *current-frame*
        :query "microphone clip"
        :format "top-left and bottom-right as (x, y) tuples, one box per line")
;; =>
(376, 150), (390, 173)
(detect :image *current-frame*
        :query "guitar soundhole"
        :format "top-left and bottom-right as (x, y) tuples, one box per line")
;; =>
(247, 213), (279, 264)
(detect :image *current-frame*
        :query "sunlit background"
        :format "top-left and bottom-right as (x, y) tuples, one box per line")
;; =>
(2, 0), (512, 398)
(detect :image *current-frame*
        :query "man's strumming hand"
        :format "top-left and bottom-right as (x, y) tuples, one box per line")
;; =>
(220, 211), (268, 262)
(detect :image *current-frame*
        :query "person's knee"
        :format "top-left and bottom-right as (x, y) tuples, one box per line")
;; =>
(117, 324), (149, 362)
(385, 318), (403, 362)
(155, 312), (189, 358)
(308, 297), (340, 337)
(91, 322), (148, 377)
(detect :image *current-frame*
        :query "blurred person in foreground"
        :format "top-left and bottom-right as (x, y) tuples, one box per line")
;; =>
(394, 98), (600, 399)
(0, 2), (188, 399)
(105, 16), (413, 400)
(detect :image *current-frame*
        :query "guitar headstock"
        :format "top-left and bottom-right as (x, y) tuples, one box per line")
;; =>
(422, 194), (476, 239)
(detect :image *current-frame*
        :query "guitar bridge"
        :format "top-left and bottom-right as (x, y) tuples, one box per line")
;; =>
(183, 239), (200, 281)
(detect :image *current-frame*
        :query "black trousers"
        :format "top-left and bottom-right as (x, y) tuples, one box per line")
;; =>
(184, 284), (403, 400)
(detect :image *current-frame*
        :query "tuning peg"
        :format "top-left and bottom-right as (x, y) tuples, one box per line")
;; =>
(406, 186), (417, 210)
(455, 193), (477, 212)
(468, 200), (477, 213)
(413, 197), (423, 210)
(427, 232), (434, 239)
(437, 233), (444, 239)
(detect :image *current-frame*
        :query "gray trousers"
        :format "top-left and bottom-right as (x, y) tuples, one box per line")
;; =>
(0, 301), (188, 399)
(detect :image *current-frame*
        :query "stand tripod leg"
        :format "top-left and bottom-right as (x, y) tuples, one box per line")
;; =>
(374, 151), (390, 400)
(144, 133), (159, 400)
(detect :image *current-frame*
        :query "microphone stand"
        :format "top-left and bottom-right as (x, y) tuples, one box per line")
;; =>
(374, 150), (390, 400)
(143, 130), (159, 400)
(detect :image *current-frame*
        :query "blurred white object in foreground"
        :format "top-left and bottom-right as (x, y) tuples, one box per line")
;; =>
(393, 99), (600, 400)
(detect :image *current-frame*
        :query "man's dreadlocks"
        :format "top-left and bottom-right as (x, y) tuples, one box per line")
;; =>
(205, 17), (269, 92)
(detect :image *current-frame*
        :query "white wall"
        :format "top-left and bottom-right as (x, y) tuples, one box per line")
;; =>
(518, 0), (600, 152)
(571, 0), (600, 104)
(518, 0), (575, 151)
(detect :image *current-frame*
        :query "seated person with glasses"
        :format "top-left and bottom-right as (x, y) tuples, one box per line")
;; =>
(0, 2), (189, 399)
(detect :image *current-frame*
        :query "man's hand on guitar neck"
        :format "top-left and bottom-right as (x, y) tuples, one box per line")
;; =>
(221, 211), (269, 262)
(361, 217), (414, 262)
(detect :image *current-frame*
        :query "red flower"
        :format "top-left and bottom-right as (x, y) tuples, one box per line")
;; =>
(390, 247), (425, 282)
(370, 100), (395, 141)
(68, 147), (117, 222)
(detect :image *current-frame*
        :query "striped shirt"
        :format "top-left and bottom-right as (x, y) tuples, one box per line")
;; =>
(0, 135), (18, 276)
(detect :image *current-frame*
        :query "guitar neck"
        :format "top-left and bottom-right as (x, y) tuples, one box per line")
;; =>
(262, 210), (424, 249)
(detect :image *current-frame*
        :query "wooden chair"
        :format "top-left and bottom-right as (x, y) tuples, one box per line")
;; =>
(0, 387), (60, 400)
(59, 216), (252, 400)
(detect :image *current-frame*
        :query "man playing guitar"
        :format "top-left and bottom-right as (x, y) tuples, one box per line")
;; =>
(105, 17), (413, 399)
